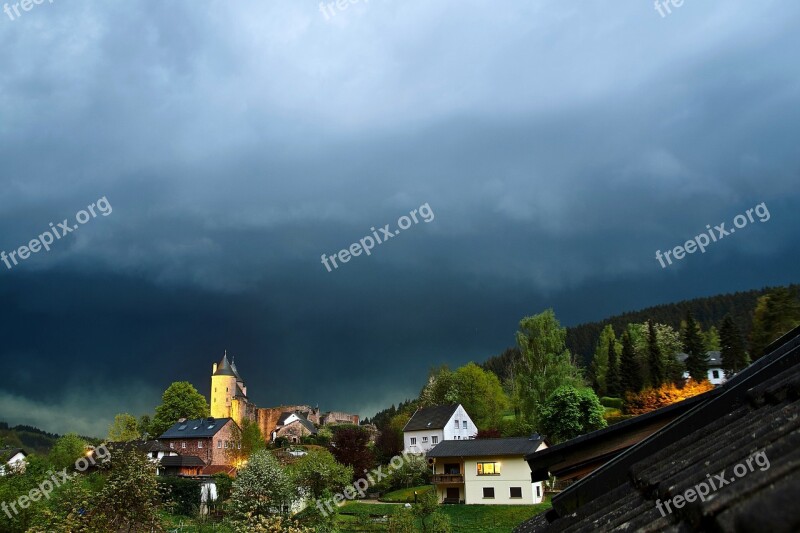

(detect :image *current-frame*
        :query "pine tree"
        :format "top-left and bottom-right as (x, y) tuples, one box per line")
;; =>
(619, 330), (642, 394)
(720, 315), (748, 376)
(750, 287), (800, 359)
(606, 336), (620, 397)
(683, 312), (708, 382)
(647, 321), (665, 388)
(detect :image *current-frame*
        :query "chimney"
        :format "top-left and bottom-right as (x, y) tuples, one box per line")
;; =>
(212, 362), (218, 373)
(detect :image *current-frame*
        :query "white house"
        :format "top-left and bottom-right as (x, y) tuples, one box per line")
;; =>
(427, 436), (548, 505)
(677, 351), (727, 385)
(0, 448), (27, 476)
(403, 404), (478, 454)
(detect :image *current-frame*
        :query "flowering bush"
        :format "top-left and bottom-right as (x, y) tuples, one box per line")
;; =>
(624, 379), (714, 415)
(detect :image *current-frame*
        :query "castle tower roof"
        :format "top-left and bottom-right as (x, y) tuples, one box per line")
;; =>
(213, 351), (237, 377)
(230, 359), (243, 381)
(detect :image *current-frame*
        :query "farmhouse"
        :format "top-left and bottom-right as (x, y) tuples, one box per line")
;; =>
(427, 436), (548, 505)
(403, 404), (478, 454)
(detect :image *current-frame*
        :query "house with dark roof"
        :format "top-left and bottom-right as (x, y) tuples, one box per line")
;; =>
(403, 404), (478, 454)
(427, 436), (548, 505)
(677, 350), (727, 385)
(158, 417), (239, 471)
(106, 439), (178, 475)
(515, 326), (800, 532)
(0, 448), (27, 476)
(271, 411), (318, 443)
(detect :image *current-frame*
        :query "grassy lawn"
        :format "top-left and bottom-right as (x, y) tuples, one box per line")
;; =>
(160, 513), (235, 532)
(337, 499), (551, 532)
(379, 484), (434, 503)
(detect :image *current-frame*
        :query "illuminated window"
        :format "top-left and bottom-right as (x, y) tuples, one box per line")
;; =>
(477, 462), (500, 476)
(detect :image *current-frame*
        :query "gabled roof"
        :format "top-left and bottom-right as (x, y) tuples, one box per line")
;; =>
(516, 326), (800, 532)
(676, 350), (722, 366)
(403, 404), (460, 432)
(0, 448), (27, 462)
(427, 437), (545, 458)
(277, 412), (317, 434)
(159, 418), (234, 439)
(160, 455), (206, 468)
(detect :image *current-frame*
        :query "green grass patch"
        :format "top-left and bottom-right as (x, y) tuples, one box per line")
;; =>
(378, 485), (434, 503)
(337, 499), (551, 532)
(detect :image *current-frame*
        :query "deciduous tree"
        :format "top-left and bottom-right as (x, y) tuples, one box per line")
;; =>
(150, 381), (210, 437)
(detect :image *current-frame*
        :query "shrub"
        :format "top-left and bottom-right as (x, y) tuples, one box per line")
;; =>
(539, 386), (607, 444)
(624, 379), (714, 415)
(599, 397), (624, 410)
(158, 476), (201, 516)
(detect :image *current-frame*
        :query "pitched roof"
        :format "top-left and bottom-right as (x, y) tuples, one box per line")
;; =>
(403, 404), (460, 431)
(0, 448), (27, 462)
(159, 418), (234, 439)
(160, 455), (206, 468)
(427, 437), (544, 458)
(515, 326), (800, 532)
(676, 350), (722, 366)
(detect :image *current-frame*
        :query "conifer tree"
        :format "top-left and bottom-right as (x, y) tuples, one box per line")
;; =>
(619, 330), (642, 394)
(683, 312), (708, 382)
(720, 315), (748, 376)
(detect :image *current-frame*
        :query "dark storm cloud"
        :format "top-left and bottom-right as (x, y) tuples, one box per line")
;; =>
(0, 1), (798, 435)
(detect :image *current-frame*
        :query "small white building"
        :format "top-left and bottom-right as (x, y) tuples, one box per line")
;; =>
(403, 404), (477, 454)
(677, 351), (727, 385)
(427, 436), (548, 505)
(0, 448), (27, 476)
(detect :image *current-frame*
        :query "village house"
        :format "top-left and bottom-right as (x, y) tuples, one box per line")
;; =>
(158, 417), (239, 473)
(271, 411), (318, 443)
(0, 448), (27, 476)
(403, 404), (478, 454)
(676, 350), (727, 385)
(427, 436), (548, 505)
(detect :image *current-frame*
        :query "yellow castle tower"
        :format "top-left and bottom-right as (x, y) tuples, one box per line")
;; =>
(210, 351), (239, 420)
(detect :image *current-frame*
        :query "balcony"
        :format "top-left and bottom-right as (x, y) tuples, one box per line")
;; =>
(432, 474), (464, 484)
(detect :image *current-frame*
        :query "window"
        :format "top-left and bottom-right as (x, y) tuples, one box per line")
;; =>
(477, 462), (500, 475)
(422, 436), (428, 443)
(510, 487), (522, 499)
(454, 420), (459, 429)
(169, 442), (174, 449)
(712, 370), (720, 379)
(224, 441), (229, 449)
(181, 442), (186, 449)
(483, 487), (495, 499)
(536, 485), (541, 498)
(198, 441), (203, 449)
(410, 437), (417, 445)
(217, 440), (222, 449)
(462, 421), (467, 430)
(432, 436), (439, 444)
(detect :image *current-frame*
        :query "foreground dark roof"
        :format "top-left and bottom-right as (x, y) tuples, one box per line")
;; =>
(427, 437), (545, 458)
(524, 390), (715, 481)
(403, 404), (460, 431)
(516, 326), (800, 533)
(159, 418), (234, 439)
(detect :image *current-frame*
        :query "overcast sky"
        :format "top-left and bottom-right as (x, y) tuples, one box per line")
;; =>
(0, 1), (798, 437)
